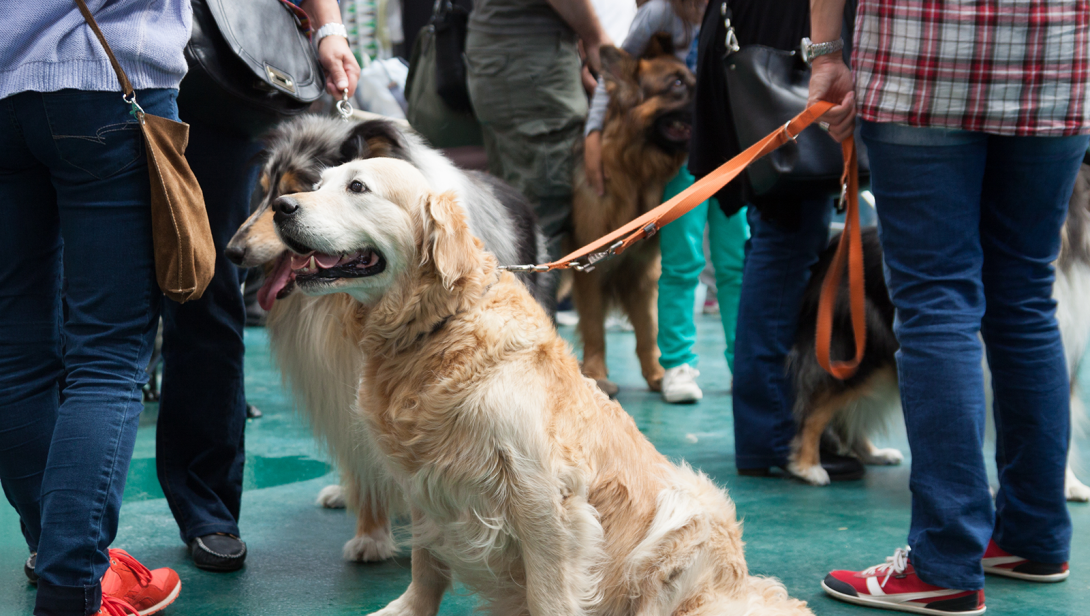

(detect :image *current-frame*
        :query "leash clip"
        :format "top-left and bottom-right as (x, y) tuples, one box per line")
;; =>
(497, 264), (550, 273)
(836, 183), (848, 213)
(336, 88), (354, 122)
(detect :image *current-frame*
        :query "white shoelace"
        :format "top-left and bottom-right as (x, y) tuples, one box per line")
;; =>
(861, 547), (911, 588)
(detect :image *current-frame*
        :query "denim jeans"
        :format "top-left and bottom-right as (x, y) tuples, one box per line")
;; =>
(732, 200), (833, 469)
(0, 88), (176, 616)
(156, 120), (261, 544)
(861, 120), (1089, 590)
(658, 166), (749, 372)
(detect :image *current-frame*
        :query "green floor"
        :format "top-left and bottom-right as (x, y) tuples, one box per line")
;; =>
(2, 315), (1089, 615)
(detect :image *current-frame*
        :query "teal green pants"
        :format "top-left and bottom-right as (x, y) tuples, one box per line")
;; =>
(657, 166), (749, 371)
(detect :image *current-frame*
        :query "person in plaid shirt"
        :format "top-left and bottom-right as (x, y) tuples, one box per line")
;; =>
(809, 1), (1089, 614)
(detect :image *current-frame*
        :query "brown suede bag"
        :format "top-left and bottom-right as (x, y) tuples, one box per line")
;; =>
(75, 0), (214, 302)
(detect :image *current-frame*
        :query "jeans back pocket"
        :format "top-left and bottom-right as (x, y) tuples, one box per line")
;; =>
(44, 91), (145, 181)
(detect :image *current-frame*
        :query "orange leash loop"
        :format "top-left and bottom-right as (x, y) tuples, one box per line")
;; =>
(814, 138), (865, 379)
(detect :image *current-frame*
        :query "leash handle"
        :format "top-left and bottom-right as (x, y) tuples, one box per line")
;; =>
(814, 138), (865, 379)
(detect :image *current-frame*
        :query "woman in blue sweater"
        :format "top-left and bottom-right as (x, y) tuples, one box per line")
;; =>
(0, 3), (190, 615)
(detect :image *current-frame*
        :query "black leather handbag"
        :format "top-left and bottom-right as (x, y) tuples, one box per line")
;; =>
(177, 0), (325, 137)
(721, 6), (868, 202)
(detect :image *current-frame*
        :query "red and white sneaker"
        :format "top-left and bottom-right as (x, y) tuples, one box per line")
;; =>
(822, 547), (986, 615)
(982, 540), (1069, 582)
(102, 549), (181, 615)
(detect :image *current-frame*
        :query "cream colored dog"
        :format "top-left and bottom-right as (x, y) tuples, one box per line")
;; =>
(271, 157), (813, 616)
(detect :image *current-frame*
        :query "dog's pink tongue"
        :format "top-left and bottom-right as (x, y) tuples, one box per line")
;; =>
(258, 253), (294, 311)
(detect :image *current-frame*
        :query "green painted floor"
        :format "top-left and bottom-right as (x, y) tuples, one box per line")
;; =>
(3, 314), (1090, 615)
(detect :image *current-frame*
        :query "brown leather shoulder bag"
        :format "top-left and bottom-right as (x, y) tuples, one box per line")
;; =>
(75, 0), (215, 303)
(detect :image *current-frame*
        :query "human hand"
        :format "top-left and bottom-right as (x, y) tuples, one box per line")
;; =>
(584, 131), (607, 196)
(807, 55), (855, 143)
(318, 35), (361, 98)
(583, 35), (613, 78)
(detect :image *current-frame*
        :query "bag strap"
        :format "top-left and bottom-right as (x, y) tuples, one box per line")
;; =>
(499, 100), (867, 380)
(73, 0), (134, 99)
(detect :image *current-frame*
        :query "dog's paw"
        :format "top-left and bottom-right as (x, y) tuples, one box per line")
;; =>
(316, 484), (346, 509)
(1065, 471), (1090, 503)
(343, 529), (398, 562)
(787, 462), (831, 486)
(596, 379), (619, 398)
(862, 447), (904, 466)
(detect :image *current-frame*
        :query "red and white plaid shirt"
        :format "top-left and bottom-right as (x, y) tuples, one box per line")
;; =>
(852, 1), (1090, 136)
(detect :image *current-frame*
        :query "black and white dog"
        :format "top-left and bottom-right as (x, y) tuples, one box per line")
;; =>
(787, 164), (1090, 501)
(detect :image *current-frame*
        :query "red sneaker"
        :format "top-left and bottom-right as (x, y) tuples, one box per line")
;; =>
(101, 549), (181, 615)
(982, 540), (1069, 582)
(822, 547), (986, 615)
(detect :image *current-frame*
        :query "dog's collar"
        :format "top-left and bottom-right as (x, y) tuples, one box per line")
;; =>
(412, 275), (498, 345)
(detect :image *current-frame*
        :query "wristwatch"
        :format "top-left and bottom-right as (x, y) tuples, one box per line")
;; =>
(800, 37), (844, 65)
(315, 22), (348, 46)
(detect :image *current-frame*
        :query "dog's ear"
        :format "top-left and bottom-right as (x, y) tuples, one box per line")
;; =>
(338, 120), (408, 164)
(422, 191), (479, 290)
(643, 32), (675, 59)
(600, 45), (638, 85)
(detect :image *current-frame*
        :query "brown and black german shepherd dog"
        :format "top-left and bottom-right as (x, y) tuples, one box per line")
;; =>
(571, 34), (696, 396)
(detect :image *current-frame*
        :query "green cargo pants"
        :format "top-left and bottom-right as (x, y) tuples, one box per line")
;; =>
(465, 29), (587, 307)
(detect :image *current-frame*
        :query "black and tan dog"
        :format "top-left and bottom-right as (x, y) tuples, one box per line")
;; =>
(788, 166), (1090, 495)
(570, 35), (696, 396)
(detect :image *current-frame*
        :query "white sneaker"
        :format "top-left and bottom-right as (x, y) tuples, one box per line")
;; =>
(661, 364), (702, 403)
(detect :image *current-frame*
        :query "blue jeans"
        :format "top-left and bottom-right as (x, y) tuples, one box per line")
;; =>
(732, 200), (833, 469)
(862, 120), (1088, 591)
(0, 89), (177, 616)
(156, 120), (261, 544)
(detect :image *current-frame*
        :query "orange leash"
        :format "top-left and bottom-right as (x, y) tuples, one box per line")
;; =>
(501, 101), (865, 379)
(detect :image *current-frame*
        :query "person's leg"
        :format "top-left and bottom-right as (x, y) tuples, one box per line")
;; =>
(657, 167), (708, 371)
(0, 93), (63, 564)
(26, 88), (176, 615)
(862, 120), (992, 591)
(156, 121), (260, 546)
(707, 202), (748, 371)
(979, 134), (1089, 565)
(731, 200), (833, 470)
(466, 30), (587, 312)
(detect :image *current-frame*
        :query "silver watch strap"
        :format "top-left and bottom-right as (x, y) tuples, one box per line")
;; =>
(315, 22), (348, 46)
(801, 37), (844, 65)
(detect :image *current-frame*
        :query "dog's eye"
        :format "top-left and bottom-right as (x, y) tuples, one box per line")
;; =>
(348, 180), (368, 194)
(672, 78), (684, 89)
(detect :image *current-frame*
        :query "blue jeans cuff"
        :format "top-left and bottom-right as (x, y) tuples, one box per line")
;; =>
(35, 579), (101, 616)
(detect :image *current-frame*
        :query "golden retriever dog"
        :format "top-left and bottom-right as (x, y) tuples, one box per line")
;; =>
(225, 116), (547, 561)
(269, 156), (814, 616)
(570, 36), (695, 396)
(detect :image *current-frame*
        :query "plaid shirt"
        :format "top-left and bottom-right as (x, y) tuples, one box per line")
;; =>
(852, 1), (1090, 136)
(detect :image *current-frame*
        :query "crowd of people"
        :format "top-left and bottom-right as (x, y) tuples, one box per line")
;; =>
(2, 0), (1087, 615)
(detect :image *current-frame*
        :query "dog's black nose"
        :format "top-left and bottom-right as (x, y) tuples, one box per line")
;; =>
(224, 244), (246, 266)
(273, 196), (299, 216)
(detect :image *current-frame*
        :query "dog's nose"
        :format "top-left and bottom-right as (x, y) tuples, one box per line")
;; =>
(273, 196), (299, 216)
(224, 244), (246, 266)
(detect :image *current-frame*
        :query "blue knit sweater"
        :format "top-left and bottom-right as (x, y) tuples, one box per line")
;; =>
(1, 1), (192, 100)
